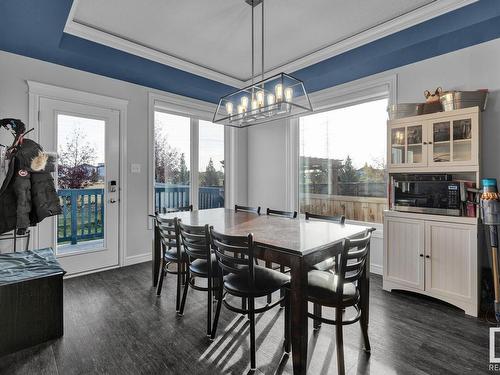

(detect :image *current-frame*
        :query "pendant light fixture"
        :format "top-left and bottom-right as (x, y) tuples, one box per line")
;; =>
(213, 0), (313, 128)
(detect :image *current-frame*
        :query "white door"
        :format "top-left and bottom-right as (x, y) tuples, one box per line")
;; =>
(37, 98), (120, 275)
(424, 221), (477, 303)
(383, 217), (425, 290)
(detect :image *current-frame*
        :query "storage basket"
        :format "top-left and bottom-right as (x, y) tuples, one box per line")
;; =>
(387, 103), (424, 120)
(440, 91), (488, 112)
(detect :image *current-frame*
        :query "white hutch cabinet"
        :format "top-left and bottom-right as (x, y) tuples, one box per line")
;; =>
(383, 107), (480, 317)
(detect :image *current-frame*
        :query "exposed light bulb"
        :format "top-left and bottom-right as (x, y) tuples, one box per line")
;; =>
(267, 93), (276, 106)
(237, 104), (245, 115)
(275, 84), (284, 102)
(256, 90), (265, 107)
(225, 102), (234, 115)
(241, 96), (249, 109)
(251, 99), (259, 111)
(284, 87), (293, 102)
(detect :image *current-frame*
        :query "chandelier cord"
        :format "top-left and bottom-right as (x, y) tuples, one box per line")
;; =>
(261, 0), (264, 83)
(251, 2), (254, 88)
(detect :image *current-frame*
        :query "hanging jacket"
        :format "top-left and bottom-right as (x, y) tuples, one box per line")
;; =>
(0, 139), (61, 235)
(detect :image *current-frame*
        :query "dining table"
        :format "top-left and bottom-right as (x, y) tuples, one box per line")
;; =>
(152, 207), (371, 375)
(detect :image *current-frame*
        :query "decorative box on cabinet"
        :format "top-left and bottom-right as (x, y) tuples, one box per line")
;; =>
(383, 211), (478, 316)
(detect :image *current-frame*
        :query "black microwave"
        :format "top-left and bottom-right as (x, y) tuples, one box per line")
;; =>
(391, 174), (461, 216)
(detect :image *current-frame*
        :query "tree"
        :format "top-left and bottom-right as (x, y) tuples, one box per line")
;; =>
(178, 153), (189, 184)
(154, 129), (180, 184)
(58, 128), (97, 189)
(203, 158), (219, 186)
(339, 155), (359, 183)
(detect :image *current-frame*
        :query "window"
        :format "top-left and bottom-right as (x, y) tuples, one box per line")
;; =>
(199, 120), (225, 209)
(299, 98), (388, 223)
(153, 111), (224, 213)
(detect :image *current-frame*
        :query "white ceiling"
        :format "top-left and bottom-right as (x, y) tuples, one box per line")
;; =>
(66, 0), (475, 86)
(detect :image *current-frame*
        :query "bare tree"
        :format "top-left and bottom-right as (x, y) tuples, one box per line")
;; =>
(58, 127), (97, 189)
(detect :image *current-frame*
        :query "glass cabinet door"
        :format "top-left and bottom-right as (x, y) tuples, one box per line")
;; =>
(432, 121), (451, 163)
(452, 118), (472, 162)
(391, 127), (405, 164)
(406, 125), (423, 164)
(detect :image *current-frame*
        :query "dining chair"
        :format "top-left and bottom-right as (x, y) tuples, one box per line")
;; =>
(164, 205), (193, 213)
(178, 222), (220, 337)
(264, 208), (297, 303)
(306, 230), (372, 375)
(266, 208), (297, 219)
(305, 211), (346, 329)
(210, 228), (291, 371)
(235, 204), (261, 215)
(155, 215), (188, 313)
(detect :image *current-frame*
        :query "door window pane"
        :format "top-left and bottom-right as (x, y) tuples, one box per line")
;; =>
(154, 112), (191, 213)
(299, 99), (388, 223)
(57, 114), (105, 254)
(199, 121), (225, 209)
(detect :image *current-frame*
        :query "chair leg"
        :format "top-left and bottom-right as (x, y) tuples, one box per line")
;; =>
(211, 279), (224, 340)
(335, 307), (345, 375)
(207, 276), (213, 337)
(249, 297), (256, 370)
(313, 303), (322, 330)
(176, 262), (182, 311)
(284, 289), (291, 353)
(178, 270), (190, 315)
(156, 258), (166, 296)
(266, 261), (272, 304)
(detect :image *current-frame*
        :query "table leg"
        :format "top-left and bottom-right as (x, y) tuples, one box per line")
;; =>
(152, 224), (161, 287)
(290, 257), (308, 375)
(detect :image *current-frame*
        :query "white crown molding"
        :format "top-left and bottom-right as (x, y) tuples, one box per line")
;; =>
(64, 0), (477, 87)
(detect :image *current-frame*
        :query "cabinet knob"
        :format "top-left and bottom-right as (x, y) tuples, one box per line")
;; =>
(423, 142), (427, 145)
(428, 141), (433, 145)
(425, 255), (430, 259)
(419, 254), (424, 257)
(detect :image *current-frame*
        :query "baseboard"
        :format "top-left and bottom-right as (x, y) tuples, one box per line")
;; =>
(124, 252), (152, 266)
(370, 263), (383, 275)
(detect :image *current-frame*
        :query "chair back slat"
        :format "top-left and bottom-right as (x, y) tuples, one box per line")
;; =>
(336, 230), (372, 295)
(179, 222), (210, 261)
(305, 212), (345, 224)
(156, 215), (179, 248)
(211, 228), (255, 283)
(235, 205), (261, 215)
(266, 208), (297, 219)
(164, 205), (193, 214)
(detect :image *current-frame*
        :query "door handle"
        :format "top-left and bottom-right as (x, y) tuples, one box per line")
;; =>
(110, 199), (117, 204)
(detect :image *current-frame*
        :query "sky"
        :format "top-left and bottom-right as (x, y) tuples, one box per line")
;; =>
(154, 112), (225, 172)
(57, 114), (105, 164)
(300, 98), (388, 169)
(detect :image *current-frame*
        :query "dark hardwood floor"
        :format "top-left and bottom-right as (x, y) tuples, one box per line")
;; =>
(0, 262), (493, 375)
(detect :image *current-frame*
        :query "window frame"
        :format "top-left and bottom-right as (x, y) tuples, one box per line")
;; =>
(286, 74), (397, 229)
(147, 92), (231, 228)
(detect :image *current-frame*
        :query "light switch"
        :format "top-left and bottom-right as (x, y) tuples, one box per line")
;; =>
(131, 163), (141, 173)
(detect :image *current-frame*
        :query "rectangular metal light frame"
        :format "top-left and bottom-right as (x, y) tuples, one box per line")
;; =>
(213, 72), (313, 128)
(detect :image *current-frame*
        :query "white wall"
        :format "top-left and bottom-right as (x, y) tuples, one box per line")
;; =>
(246, 37), (500, 274)
(0, 50), (248, 261)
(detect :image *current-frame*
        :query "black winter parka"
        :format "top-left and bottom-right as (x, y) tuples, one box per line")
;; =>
(0, 139), (61, 235)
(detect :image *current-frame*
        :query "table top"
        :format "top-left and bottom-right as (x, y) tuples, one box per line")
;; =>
(0, 248), (65, 286)
(160, 208), (371, 256)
